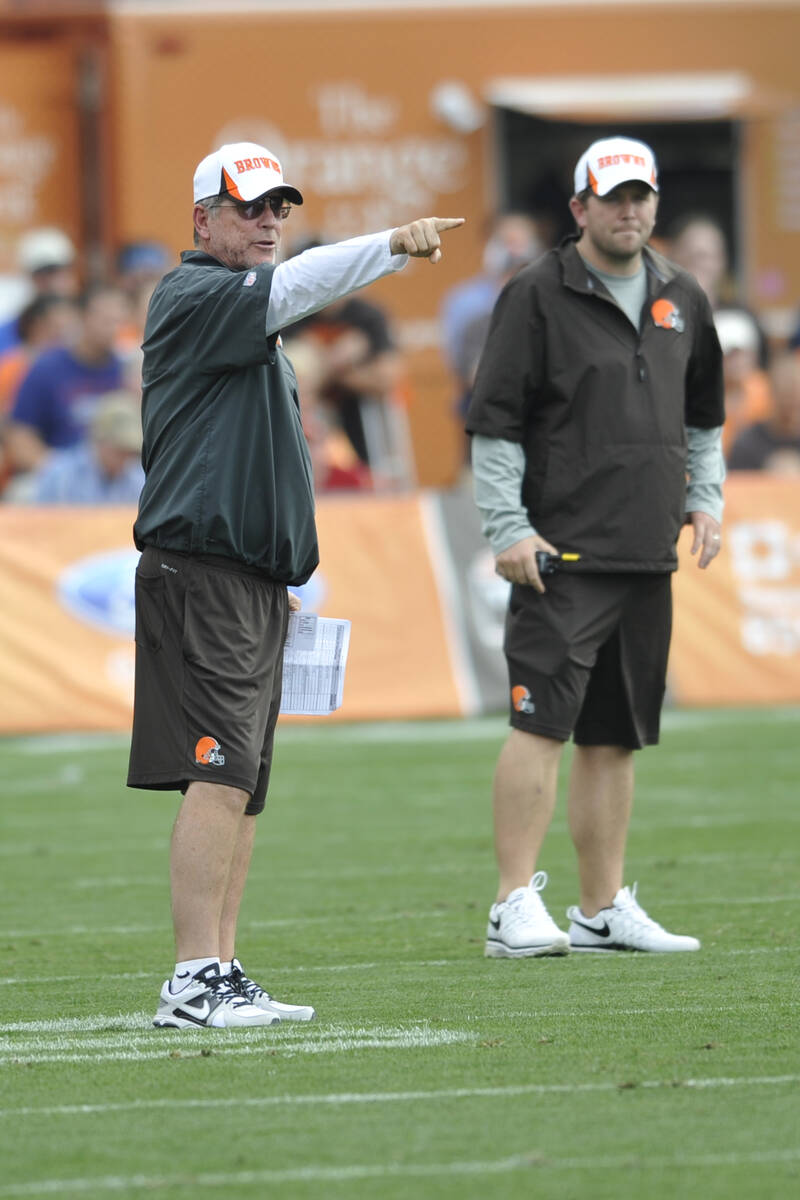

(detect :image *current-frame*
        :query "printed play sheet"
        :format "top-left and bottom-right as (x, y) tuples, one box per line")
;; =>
(280, 613), (351, 715)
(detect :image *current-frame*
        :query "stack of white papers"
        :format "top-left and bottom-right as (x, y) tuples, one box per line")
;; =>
(280, 613), (351, 715)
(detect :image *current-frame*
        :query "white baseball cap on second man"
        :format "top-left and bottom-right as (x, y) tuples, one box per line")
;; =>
(193, 142), (303, 205)
(574, 136), (658, 198)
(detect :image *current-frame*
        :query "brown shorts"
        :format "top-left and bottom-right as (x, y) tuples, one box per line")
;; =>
(127, 546), (289, 815)
(504, 572), (672, 750)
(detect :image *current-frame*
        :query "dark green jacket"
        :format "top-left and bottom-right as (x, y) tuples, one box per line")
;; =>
(134, 251), (318, 584)
(466, 238), (724, 572)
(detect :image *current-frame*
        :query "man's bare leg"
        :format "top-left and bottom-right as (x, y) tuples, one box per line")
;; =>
(219, 813), (257, 963)
(170, 781), (249, 961)
(567, 744), (634, 916)
(493, 729), (564, 902)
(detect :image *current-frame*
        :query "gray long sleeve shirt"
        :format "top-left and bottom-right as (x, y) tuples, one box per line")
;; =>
(472, 427), (725, 557)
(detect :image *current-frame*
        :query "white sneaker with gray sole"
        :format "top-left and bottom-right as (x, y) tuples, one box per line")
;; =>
(229, 958), (316, 1022)
(567, 883), (700, 952)
(153, 963), (281, 1028)
(485, 871), (570, 958)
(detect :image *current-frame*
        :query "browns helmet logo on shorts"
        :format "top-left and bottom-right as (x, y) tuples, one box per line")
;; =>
(511, 685), (536, 715)
(651, 298), (685, 333)
(195, 736), (225, 766)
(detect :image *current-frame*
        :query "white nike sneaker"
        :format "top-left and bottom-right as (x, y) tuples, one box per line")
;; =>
(485, 871), (570, 958)
(567, 883), (701, 953)
(153, 963), (281, 1028)
(229, 958), (316, 1022)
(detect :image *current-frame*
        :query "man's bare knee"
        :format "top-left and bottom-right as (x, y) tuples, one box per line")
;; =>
(507, 727), (564, 761)
(183, 781), (251, 814)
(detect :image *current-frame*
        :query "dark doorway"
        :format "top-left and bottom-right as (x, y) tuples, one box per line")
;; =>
(494, 111), (740, 268)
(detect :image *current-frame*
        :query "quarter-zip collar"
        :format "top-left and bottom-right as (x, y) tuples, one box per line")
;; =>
(558, 235), (678, 300)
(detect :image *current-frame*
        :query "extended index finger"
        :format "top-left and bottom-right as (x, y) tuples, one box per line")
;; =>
(432, 217), (466, 232)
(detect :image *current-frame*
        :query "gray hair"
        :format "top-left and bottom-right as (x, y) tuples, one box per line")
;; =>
(193, 194), (223, 247)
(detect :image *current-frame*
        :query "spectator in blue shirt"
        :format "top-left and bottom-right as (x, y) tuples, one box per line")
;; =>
(440, 212), (543, 420)
(22, 390), (144, 504)
(4, 284), (129, 477)
(0, 227), (79, 356)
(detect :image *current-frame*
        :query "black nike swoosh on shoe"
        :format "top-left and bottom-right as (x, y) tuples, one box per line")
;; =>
(489, 917), (501, 930)
(571, 918), (612, 937)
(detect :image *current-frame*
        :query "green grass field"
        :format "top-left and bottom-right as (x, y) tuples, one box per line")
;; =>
(1, 708), (798, 1199)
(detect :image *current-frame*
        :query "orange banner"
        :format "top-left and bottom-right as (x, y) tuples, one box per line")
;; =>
(0, 480), (798, 736)
(296, 494), (463, 721)
(0, 498), (462, 736)
(671, 475), (800, 706)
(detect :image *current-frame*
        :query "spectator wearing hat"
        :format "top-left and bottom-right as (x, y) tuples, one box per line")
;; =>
(713, 306), (773, 459)
(4, 284), (129, 476)
(115, 240), (173, 357)
(0, 228), (79, 357)
(20, 391), (145, 504)
(665, 214), (769, 368)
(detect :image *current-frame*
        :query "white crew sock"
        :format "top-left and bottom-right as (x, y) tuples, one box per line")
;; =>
(220, 961), (232, 975)
(169, 957), (221, 993)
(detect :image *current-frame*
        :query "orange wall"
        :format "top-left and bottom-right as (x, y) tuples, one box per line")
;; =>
(0, 39), (83, 274)
(106, 4), (800, 483)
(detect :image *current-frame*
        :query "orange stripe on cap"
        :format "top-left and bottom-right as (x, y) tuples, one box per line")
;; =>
(222, 166), (244, 200)
(588, 166), (599, 194)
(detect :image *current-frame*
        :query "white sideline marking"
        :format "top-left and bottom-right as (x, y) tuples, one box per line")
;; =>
(0, 1038), (469, 1067)
(0, 944), (796, 989)
(1, 1074), (798, 1121)
(0, 1015), (430, 1035)
(656, 893), (800, 906)
(2, 1004), (796, 1060)
(5, 892), (800, 940)
(1, 1148), (799, 1195)
(2, 995), (798, 1040)
(2, 910), (450, 938)
(63, 849), (798, 888)
(0, 1022), (471, 1065)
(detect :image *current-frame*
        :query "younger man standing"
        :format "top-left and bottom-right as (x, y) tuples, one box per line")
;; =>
(467, 136), (725, 958)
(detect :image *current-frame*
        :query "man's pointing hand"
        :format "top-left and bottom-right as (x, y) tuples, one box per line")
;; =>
(390, 217), (465, 264)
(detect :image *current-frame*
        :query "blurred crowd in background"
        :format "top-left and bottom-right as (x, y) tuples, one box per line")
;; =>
(1, 204), (799, 509)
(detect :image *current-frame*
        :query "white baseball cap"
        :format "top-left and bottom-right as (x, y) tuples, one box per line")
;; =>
(17, 227), (76, 274)
(574, 136), (658, 198)
(713, 308), (759, 355)
(193, 142), (303, 205)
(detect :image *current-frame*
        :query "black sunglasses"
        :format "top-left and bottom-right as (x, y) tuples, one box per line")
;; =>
(216, 194), (292, 221)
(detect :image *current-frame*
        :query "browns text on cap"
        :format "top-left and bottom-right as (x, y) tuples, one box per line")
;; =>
(574, 137), (659, 198)
(193, 142), (303, 205)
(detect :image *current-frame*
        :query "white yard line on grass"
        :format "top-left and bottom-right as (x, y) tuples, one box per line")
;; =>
(2, 1002), (797, 1064)
(1, 1148), (799, 1196)
(0, 1022), (472, 1065)
(655, 893), (800, 906)
(0, 1034), (471, 1066)
(1, 1074), (798, 1121)
(5, 894), (799, 940)
(0, 944), (796, 989)
(0, 841), (168, 859)
(3, 997), (798, 1039)
(61, 849), (799, 888)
